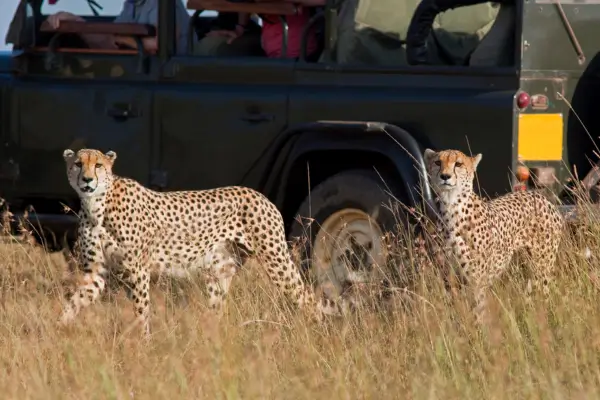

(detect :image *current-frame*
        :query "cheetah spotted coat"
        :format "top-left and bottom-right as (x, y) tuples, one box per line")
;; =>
(59, 148), (341, 336)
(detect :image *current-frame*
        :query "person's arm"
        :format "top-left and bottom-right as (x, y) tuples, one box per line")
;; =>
(114, 35), (157, 53)
(45, 11), (118, 49)
(234, 13), (251, 37)
(256, 0), (325, 4)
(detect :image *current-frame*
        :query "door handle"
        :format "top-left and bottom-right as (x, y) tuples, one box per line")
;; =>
(106, 103), (140, 120)
(240, 113), (274, 123)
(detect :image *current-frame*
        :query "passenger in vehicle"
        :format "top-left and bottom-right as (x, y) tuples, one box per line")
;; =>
(193, 12), (265, 57)
(260, 0), (325, 60)
(45, 0), (190, 54)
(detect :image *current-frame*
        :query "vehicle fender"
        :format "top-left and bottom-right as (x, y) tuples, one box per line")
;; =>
(260, 121), (435, 220)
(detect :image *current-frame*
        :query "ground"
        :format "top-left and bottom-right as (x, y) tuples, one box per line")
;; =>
(1, 205), (600, 399)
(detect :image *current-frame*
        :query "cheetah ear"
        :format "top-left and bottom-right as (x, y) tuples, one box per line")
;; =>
(63, 149), (75, 161)
(105, 150), (117, 163)
(424, 148), (437, 164)
(472, 153), (483, 170)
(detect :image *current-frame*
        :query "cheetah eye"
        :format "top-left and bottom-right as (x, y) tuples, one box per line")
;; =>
(455, 162), (463, 167)
(74, 161), (82, 168)
(434, 161), (441, 166)
(95, 163), (103, 169)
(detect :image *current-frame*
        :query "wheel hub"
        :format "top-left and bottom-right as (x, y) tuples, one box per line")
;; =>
(311, 208), (386, 298)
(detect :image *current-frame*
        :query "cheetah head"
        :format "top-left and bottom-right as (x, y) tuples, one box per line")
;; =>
(62, 148), (117, 198)
(424, 149), (482, 195)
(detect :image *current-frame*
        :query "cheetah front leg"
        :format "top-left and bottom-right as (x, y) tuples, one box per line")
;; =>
(126, 261), (152, 338)
(59, 225), (111, 325)
(470, 261), (499, 327)
(118, 227), (164, 338)
(451, 244), (492, 326)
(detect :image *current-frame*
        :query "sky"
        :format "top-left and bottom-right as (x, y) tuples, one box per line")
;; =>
(0, 0), (214, 51)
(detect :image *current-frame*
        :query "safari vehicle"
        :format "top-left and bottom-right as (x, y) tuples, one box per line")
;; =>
(0, 0), (599, 297)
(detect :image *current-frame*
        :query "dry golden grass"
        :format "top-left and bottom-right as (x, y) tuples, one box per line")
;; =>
(1, 202), (600, 400)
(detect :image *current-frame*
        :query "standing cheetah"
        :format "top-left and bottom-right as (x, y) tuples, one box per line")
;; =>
(59, 148), (342, 336)
(423, 148), (564, 323)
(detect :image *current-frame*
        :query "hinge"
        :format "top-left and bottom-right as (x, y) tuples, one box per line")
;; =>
(150, 169), (167, 189)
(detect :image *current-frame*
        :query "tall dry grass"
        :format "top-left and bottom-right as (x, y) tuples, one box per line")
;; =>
(1, 192), (600, 400)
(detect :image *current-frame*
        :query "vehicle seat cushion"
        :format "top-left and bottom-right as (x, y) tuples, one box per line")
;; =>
(468, 2), (516, 67)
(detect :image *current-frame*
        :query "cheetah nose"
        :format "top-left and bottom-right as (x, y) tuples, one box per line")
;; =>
(440, 173), (451, 181)
(82, 176), (93, 183)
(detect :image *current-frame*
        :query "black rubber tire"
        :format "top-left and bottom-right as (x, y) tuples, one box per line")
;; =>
(289, 169), (407, 286)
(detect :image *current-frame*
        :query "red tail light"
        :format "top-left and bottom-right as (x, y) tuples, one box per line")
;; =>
(516, 91), (530, 110)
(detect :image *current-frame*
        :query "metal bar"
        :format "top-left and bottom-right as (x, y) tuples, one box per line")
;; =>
(188, 10), (203, 55)
(279, 15), (288, 58)
(158, 0), (175, 61)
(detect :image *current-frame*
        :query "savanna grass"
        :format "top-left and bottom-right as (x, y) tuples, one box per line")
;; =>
(0, 185), (599, 400)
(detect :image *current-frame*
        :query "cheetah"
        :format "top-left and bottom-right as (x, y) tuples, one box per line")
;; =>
(423, 148), (564, 323)
(59, 148), (342, 336)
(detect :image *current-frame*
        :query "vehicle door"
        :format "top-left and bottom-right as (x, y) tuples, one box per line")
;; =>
(4, 0), (157, 207)
(154, 8), (292, 192)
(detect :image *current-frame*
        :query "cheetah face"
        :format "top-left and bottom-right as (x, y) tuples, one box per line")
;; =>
(424, 148), (482, 193)
(62, 148), (117, 198)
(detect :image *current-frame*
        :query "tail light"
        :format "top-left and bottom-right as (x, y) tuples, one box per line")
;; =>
(513, 165), (530, 191)
(516, 91), (530, 110)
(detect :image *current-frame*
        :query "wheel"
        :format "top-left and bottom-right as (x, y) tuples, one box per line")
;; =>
(289, 169), (407, 298)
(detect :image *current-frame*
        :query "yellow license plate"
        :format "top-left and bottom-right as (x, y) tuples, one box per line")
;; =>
(517, 113), (564, 161)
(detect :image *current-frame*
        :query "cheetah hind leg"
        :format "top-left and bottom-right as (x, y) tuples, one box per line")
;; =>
(524, 245), (557, 308)
(256, 249), (346, 320)
(473, 280), (492, 327)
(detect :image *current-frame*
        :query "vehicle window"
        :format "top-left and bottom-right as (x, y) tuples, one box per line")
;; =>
(327, 0), (515, 69)
(36, 0), (199, 56)
(1, 0), (21, 51)
(186, 1), (324, 63)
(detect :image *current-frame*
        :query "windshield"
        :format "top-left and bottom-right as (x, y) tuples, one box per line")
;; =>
(0, 0), (20, 51)
(41, 0), (122, 17)
(86, 0), (102, 15)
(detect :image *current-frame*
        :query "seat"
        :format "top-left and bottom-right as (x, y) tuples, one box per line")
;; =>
(468, 2), (516, 67)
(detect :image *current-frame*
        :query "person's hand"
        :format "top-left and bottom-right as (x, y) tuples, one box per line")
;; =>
(142, 37), (158, 53)
(206, 29), (239, 44)
(114, 36), (158, 54)
(114, 35), (136, 49)
(46, 11), (83, 29)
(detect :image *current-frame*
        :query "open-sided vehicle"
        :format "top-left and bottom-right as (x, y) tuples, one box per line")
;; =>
(1, 0), (599, 297)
